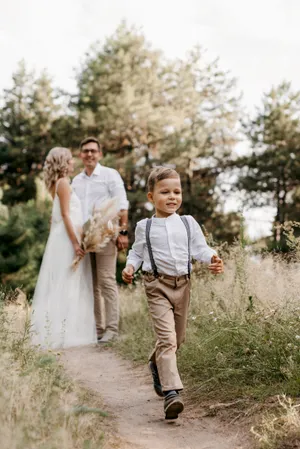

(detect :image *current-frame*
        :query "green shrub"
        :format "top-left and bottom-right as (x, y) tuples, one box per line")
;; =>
(0, 200), (51, 296)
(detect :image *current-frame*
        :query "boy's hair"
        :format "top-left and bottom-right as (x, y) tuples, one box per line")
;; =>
(147, 166), (180, 192)
(80, 136), (101, 151)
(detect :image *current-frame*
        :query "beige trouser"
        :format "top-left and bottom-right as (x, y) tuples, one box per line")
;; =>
(90, 240), (119, 337)
(144, 272), (191, 392)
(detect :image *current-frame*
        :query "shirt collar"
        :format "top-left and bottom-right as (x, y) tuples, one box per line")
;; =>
(83, 163), (102, 178)
(152, 213), (179, 222)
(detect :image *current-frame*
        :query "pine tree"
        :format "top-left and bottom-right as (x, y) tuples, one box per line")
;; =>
(235, 82), (300, 247)
(76, 23), (240, 241)
(0, 62), (67, 204)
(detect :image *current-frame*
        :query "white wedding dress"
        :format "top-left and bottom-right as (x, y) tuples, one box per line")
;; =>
(31, 181), (96, 349)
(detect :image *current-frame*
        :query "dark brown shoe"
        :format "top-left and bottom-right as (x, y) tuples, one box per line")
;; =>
(164, 393), (184, 420)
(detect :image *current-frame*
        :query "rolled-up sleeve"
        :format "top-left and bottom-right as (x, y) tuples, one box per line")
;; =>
(126, 222), (145, 272)
(189, 216), (217, 264)
(109, 170), (129, 210)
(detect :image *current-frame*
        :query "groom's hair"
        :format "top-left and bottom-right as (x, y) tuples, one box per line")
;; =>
(80, 137), (101, 151)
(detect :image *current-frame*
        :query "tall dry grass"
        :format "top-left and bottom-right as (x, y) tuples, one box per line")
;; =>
(0, 288), (109, 449)
(116, 233), (300, 448)
(118, 244), (300, 398)
(251, 396), (300, 449)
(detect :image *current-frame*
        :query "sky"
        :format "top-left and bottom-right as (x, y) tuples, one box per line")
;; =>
(1, 0), (300, 238)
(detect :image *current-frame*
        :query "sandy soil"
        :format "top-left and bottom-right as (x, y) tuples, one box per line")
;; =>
(62, 345), (249, 449)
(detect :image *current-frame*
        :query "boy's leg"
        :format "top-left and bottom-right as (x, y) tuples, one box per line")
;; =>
(148, 277), (191, 367)
(161, 277), (190, 419)
(173, 278), (191, 349)
(145, 277), (183, 392)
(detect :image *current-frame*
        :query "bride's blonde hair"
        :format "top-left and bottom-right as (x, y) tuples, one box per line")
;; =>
(43, 147), (72, 191)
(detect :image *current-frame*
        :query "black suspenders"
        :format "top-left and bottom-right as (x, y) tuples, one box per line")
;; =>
(180, 216), (191, 279)
(145, 216), (191, 278)
(145, 218), (159, 278)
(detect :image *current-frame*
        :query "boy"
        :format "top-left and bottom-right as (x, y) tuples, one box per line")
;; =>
(122, 167), (224, 420)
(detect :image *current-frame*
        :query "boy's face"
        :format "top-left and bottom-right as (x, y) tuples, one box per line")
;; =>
(147, 177), (182, 218)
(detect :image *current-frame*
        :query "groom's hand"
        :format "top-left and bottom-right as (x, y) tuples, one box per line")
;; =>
(122, 265), (135, 284)
(117, 234), (129, 251)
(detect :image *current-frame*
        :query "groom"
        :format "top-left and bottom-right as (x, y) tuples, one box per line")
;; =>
(72, 137), (129, 343)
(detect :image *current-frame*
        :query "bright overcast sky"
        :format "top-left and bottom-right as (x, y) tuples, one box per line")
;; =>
(1, 0), (300, 238)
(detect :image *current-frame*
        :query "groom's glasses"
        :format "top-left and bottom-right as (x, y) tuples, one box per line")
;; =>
(81, 149), (99, 155)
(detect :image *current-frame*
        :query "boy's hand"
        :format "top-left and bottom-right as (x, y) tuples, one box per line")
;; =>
(122, 265), (135, 284)
(208, 255), (224, 275)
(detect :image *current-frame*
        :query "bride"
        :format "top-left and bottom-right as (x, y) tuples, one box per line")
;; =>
(31, 147), (96, 348)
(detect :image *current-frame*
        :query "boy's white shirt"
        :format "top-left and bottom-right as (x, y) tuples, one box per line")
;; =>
(72, 163), (129, 222)
(126, 213), (217, 276)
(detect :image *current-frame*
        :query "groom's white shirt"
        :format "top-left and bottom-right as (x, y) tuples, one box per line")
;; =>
(72, 163), (129, 222)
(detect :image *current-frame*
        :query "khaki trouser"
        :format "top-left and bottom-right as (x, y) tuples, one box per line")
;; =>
(144, 272), (191, 392)
(90, 240), (119, 336)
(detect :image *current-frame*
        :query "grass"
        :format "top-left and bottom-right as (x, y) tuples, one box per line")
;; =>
(2, 225), (300, 449)
(117, 246), (300, 401)
(251, 396), (300, 449)
(0, 290), (111, 449)
(115, 239), (300, 448)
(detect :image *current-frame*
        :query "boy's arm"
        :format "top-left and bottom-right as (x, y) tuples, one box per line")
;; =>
(122, 221), (145, 283)
(189, 216), (217, 263)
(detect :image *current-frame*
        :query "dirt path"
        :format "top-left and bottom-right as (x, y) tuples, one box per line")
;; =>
(62, 346), (248, 449)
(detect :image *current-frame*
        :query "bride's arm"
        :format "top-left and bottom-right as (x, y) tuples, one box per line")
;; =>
(57, 178), (85, 258)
